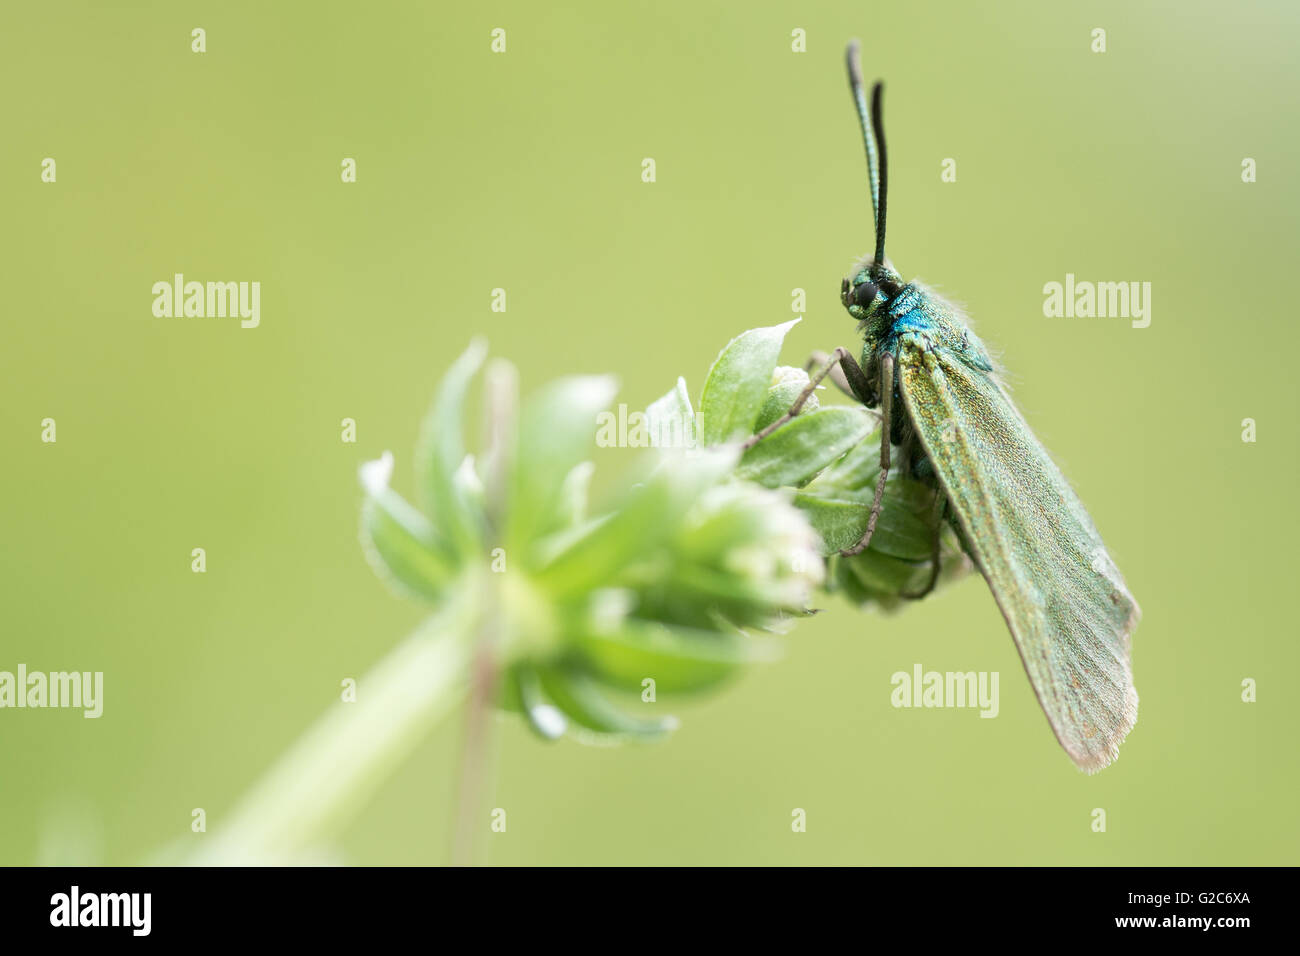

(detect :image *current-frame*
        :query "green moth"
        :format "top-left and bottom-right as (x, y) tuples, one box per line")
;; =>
(756, 43), (1140, 771)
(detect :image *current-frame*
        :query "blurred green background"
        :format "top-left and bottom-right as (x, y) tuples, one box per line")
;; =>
(2, 0), (1296, 865)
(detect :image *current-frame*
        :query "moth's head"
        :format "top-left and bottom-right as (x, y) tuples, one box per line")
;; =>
(841, 258), (903, 322)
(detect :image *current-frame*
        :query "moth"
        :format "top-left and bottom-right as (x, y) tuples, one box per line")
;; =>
(751, 42), (1140, 771)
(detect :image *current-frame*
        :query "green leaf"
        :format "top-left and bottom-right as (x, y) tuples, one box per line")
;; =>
(555, 461), (595, 529)
(736, 406), (876, 489)
(655, 565), (800, 629)
(841, 548), (931, 594)
(698, 320), (798, 446)
(793, 487), (935, 560)
(508, 375), (618, 549)
(645, 376), (697, 449)
(754, 366), (820, 431)
(573, 619), (773, 695)
(538, 668), (678, 740)
(829, 558), (879, 606)
(516, 666), (567, 740)
(831, 545), (970, 612)
(533, 446), (738, 597)
(798, 425), (944, 559)
(807, 431), (882, 492)
(360, 495), (459, 602)
(359, 453), (458, 601)
(415, 340), (488, 555)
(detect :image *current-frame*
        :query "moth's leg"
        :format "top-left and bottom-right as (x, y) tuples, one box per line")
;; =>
(840, 352), (894, 556)
(806, 350), (855, 399)
(901, 492), (946, 600)
(806, 349), (876, 406)
(743, 346), (851, 450)
(837, 350), (874, 406)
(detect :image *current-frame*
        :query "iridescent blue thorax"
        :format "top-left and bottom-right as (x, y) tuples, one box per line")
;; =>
(841, 259), (994, 383)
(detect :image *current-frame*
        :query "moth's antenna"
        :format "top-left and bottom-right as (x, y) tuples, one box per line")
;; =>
(871, 81), (888, 266)
(845, 41), (888, 267)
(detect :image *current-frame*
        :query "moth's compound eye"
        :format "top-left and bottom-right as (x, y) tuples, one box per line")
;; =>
(852, 280), (879, 309)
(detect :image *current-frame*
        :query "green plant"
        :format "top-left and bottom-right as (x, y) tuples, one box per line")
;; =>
(190, 322), (967, 865)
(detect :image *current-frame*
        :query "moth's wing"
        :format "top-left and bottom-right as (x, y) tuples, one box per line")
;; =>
(897, 335), (1139, 771)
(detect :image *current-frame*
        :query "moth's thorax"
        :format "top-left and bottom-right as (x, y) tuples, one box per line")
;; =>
(842, 268), (993, 375)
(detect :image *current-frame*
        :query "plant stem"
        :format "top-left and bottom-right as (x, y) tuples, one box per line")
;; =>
(450, 359), (516, 866)
(189, 591), (478, 865)
(450, 619), (499, 866)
